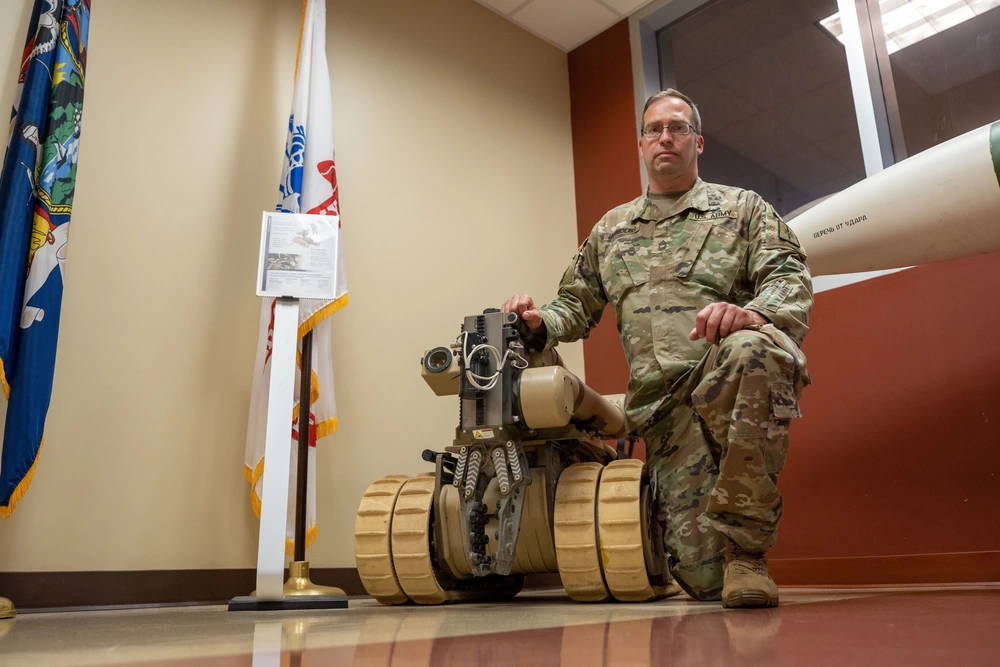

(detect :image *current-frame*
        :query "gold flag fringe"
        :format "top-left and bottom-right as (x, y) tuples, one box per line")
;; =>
(0, 438), (45, 519)
(298, 292), (349, 339)
(243, 416), (339, 553)
(1, 358), (10, 397)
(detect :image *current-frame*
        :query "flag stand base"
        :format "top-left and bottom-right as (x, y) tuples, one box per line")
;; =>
(283, 560), (347, 597)
(228, 562), (348, 611)
(0, 597), (14, 620)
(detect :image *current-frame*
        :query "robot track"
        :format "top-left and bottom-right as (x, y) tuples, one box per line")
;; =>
(553, 462), (609, 601)
(356, 474), (523, 605)
(389, 475), (453, 604)
(356, 460), (675, 604)
(597, 460), (675, 601)
(353, 474), (411, 604)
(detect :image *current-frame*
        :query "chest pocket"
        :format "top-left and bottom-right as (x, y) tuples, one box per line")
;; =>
(602, 242), (650, 303)
(673, 221), (745, 296)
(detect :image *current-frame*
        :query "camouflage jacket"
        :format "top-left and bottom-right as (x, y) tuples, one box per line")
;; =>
(537, 179), (813, 432)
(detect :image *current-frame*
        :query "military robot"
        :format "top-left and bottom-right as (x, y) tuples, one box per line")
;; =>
(353, 309), (675, 604)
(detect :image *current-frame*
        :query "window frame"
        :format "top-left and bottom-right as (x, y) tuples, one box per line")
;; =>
(629, 0), (919, 291)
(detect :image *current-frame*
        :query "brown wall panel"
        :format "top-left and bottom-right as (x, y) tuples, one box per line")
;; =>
(771, 551), (1000, 586)
(567, 22), (1000, 579)
(773, 251), (1000, 559)
(567, 20), (637, 394)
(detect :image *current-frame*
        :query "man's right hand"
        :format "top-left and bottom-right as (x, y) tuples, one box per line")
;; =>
(501, 294), (543, 331)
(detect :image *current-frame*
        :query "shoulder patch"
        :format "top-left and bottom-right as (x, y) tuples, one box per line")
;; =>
(776, 219), (800, 248)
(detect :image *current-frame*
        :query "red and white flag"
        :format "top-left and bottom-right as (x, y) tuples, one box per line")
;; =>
(244, 0), (347, 552)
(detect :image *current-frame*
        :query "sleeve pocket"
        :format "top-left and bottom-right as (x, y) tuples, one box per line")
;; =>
(770, 382), (801, 419)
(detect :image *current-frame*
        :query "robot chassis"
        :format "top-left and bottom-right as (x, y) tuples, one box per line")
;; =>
(353, 310), (674, 604)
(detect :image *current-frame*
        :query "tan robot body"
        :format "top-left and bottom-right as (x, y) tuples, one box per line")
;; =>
(354, 310), (674, 604)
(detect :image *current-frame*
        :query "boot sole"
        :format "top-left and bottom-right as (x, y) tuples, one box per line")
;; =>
(722, 589), (779, 609)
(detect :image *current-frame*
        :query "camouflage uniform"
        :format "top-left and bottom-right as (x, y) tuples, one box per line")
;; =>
(536, 179), (812, 600)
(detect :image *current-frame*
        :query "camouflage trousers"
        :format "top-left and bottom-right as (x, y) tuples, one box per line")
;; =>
(642, 324), (809, 601)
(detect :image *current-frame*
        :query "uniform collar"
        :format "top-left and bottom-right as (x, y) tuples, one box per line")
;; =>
(631, 178), (713, 222)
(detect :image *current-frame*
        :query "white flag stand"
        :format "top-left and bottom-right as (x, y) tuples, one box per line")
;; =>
(229, 213), (347, 611)
(254, 297), (300, 600)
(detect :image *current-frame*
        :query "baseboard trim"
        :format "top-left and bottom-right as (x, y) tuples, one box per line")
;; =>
(0, 568), (563, 610)
(2, 552), (996, 609)
(770, 550), (1000, 585)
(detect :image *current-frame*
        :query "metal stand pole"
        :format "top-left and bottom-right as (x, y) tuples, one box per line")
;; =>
(281, 330), (346, 600)
(293, 331), (312, 561)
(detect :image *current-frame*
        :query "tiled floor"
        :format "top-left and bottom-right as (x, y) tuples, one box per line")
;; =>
(1, 584), (998, 666)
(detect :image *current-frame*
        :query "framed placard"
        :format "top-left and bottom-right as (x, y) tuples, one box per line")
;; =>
(256, 212), (339, 299)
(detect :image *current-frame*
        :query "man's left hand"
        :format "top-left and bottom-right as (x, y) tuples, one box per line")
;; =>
(689, 303), (768, 344)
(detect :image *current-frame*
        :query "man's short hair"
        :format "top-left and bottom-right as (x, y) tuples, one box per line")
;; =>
(641, 89), (702, 135)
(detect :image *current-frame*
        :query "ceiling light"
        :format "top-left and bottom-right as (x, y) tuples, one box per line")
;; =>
(820, 0), (1000, 55)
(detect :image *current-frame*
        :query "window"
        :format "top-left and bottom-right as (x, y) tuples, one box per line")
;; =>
(879, 1), (1000, 154)
(656, 0), (867, 217)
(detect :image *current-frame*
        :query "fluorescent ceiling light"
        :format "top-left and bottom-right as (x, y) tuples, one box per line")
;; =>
(820, 0), (1000, 54)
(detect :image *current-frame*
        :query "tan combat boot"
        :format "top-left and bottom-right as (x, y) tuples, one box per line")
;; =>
(722, 542), (779, 608)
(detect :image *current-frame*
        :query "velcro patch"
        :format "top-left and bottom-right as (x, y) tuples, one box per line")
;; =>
(689, 208), (736, 221)
(607, 226), (641, 242)
(763, 280), (792, 311)
(776, 219), (800, 248)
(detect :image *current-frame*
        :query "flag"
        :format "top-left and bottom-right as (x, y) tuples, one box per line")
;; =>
(244, 0), (347, 553)
(0, 0), (91, 517)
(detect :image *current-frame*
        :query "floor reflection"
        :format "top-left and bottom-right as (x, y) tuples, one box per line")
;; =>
(344, 604), (782, 667)
(1, 586), (997, 667)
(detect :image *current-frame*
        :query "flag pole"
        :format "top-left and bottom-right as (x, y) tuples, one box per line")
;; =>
(294, 331), (313, 561)
(282, 330), (346, 598)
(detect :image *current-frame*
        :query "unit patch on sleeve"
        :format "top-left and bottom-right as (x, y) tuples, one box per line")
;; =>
(776, 219), (801, 248)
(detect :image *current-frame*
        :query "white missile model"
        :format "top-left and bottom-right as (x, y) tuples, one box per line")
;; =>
(788, 121), (1000, 277)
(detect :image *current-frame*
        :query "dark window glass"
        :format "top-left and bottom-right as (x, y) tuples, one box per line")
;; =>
(879, 1), (1000, 155)
(656, 0), (866, 216)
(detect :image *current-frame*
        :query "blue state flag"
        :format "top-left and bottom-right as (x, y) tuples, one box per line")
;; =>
(0, 0), (91, 516)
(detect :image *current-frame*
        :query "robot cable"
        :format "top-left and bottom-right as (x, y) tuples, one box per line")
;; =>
(461, 331), (528, 391)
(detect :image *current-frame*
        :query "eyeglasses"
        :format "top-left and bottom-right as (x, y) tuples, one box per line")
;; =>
(641, 122), (698, 139)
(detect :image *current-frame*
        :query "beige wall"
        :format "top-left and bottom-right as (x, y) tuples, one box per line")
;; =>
(0, 0), (580, 571)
